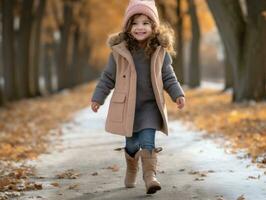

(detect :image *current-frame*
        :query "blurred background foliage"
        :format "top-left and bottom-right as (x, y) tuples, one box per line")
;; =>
(0, 0), (265, 106)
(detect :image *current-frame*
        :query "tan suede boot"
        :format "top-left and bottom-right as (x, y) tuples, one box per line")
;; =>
(140, 149), (161, 194)
(124, 150), (140, 188)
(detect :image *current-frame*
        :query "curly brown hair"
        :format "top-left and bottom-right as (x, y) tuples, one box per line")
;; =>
(122, 14), (176, 57)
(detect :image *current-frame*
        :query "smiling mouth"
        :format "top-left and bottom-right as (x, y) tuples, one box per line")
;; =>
(135, 32), (147, 35)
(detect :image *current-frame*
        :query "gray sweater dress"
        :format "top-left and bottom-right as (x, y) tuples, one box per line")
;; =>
(92, 47), (184, 133)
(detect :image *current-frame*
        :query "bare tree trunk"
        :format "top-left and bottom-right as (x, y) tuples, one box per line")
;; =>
(238, 0), (266, 100)
(70, 27), (80, 87)
(157, 0), (174, 23)
(224, 51), (233, 90)
(173, 0), (184, 84)
(0, 50), (4, 106)
(29, 0), (46, 97)
(41, 43), (54, 94)
(2, 0), (17, 102)
(0, 83), (3, 106)
(16, 0), (34, 99)
(187, 0), (201, 88)
(207, 0), (244, 101)
(206, 0), (266, 102)
(78, 35), (95, 83)
(57, 2), (73, 90)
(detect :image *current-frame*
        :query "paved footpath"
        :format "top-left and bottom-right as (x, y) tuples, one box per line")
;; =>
(17, 95), (266, 200)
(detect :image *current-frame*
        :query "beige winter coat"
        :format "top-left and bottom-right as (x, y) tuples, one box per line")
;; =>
(105, 41), (169, 137)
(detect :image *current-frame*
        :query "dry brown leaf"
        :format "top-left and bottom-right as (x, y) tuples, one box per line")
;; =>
(236, 194), (246, 200)
(0, 178), (11, 189)
(106, 164), (119, 172)
(247, 176), (258, 179)
(194, 178), (204, 181)
(91, 172), (98, 176)
(113, 147), (123, 151)
(188, 170), (199, 175)
(50, 182), (60, 187)
(68, 184), (79, 190)
(55, 169), (80, 179)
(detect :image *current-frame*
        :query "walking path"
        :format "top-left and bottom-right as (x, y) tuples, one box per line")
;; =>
(18, 95), (266, 200)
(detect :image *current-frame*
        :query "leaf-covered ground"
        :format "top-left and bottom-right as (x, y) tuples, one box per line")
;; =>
(166, 88), (266, 164)
(1, 82), (266, 198)
(0, 82), (96, 198)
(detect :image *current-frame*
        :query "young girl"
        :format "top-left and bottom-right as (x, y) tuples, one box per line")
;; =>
(91, 0), (185, 194)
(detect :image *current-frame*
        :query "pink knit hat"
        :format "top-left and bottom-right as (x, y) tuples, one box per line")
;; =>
(123, 0), (160, 30)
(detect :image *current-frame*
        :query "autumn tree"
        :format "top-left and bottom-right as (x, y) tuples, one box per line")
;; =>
(174, 0), (185, 85)
(29, 0), (46, 97)
(206, 0), (266, 102)
(16, 0), (35, 98)
(157, 0), (185, 84)
(2, 0), (17, 102)
(0, 0), (95, 105)
(187, 0), (201, 88)
(223, 50), (233, 90)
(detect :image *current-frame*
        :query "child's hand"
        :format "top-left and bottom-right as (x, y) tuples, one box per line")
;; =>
(91, 101), (101, 112)
(176, 96), (185, 109)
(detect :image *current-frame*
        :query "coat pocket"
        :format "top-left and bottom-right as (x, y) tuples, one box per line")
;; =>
(108, 92), (126, 122)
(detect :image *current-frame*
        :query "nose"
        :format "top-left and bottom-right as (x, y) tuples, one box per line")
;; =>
(135, 23), (144, 30)
(136, 25), (144, 31)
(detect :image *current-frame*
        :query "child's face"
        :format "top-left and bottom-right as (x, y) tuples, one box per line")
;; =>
(130, 14), (153, 43)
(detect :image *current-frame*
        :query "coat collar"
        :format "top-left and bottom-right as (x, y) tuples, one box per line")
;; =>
(112, 41), (134, 66)
(112, 41), (163, 66)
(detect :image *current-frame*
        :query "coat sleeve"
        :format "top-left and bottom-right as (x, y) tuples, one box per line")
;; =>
(91, 53), (116, 105)
(162, 52), (185, 102)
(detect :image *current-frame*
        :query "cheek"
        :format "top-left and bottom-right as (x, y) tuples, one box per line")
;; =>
(130, 28), (134, 35)
(147, 27), (152, 35)
(146, 25), (152, 32)
(130, 26), (136, 33)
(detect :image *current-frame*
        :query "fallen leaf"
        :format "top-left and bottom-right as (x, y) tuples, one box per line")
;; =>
(247, 176), (257, 179)
(194, 178), (204, 181)
(50, 182), (60, 187)
(113, 147), (123, 151)
(106, 164), (119, 172)
(34, 183), (43, 190)
(237, 194), (245, 200)
(188, 170), (199, 175)
(0, 178), (11, 189)
(91, 172), (98, 176)
(68, 184), (79, 190)
(55, 169), (80, 179)
(25, 182), (43, 190)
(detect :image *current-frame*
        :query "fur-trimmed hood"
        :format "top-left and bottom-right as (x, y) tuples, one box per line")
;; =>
(106, 30), (175, 54)
(106, 32), (125, 48)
